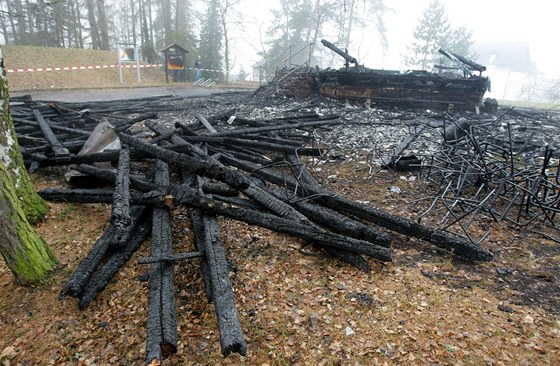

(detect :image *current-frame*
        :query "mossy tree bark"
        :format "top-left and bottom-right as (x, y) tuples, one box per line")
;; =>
(0, 48), (57, 284)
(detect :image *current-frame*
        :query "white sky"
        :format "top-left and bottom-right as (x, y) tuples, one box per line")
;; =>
(235, 0), (560, 77)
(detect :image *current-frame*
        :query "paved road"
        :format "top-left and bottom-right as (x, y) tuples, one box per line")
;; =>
(11, 85), (251, 103)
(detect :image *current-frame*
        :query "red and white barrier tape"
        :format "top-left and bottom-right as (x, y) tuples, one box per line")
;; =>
(6, 64), (223, 73)
(6, 64), (164, 73)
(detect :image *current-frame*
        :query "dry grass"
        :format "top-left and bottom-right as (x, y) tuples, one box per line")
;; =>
(2, 45), (175, 92)
(0, 163), (559, 365)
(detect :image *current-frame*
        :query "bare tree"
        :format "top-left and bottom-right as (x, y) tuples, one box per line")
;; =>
(86, 0), (101, 49)
(73, 0), (84, 48)
(97, 0), (110, 49)
(0, 1), (10, 45)
(130, 0), (137, 44)
(161, 0), (172, 45)
(13, 0), (27, 42)
(4, 0), (19, 44)
(218, 0), (241, 83)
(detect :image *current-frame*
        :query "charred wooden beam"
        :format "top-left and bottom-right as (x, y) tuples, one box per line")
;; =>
(111, 148), (133, 246)
(13, 118), (92, 137)
(75, 164), (155, 192)
(118, 132), (250, 190)
(61, 206), (150, 298)
(220, 154), (493, 261)
(189, 206), (214, 303)
(39, 188), (121, 203)
(201, 116), (341, 138)
(145, 120), (190, 146)
(173, 189), (392, 260)
(32, 108), (70, 161)
(61, 223), (116, 298)
(240, 179), (372, 270)
(198, 212), (247, 356)
(209, 146), (272, 165)
(321, 39), (358, 66)
(37, 188), (166, 207)
(193, 112), (218, 133)
(263, 184), (391, 248)
(200, 182), (238, 197)
(78, 211), (152, 309)
(175, 135), (323, 156)
(146, 160), (178, 363)
(321, 195), (493, 261)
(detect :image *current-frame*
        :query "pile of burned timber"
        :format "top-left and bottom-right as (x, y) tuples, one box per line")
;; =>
(12, 94), (492, 363)
(276, 39), (491, 111)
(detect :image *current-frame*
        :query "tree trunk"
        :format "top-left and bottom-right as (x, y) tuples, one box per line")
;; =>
(0, 48), (57, 284)
(13, 0), (26, 44)
(77, 1), (84, 48)
(147, 0), (154, 47)
(86, 0), (100, 49)
(24, 0), (34, 40)
(97, 0), (110, 50)
(0, 1), (10, 45)
(219, 2), (230, 84)
(161, 0), (172, 44)
(5, 0), (18, 44)
(130, 0), (137, 45)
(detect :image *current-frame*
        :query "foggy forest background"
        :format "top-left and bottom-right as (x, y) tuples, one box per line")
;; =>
(0, 0), (558, 102)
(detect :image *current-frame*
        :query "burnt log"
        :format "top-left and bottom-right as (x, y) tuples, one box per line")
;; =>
(327, 197), (494, 261)
(175, 121), (205, 136)
(118, 132), (250, 190)
(189, 207), (214, 303)
(13, 118), (91, 137)
(111, 147), (133, 246)
(209, 146), (272, 165)
(37, 188), (167, 207)
(198, 213), (247, 356)
(220, 155), (493, 261)
(175, 135), (323, 156)
(145, 120), (191, 146)
(75, 164), (155, 192)
(31, 108), (70, 161)
(39, 188), (121, 203)
(244, 181), (373, 271)
(172, 190), (391, 261)
(146, 160), (178, 363)
(321, 39), (358, 65)
(263, 184), (391, 247)
(61, 206), (150, 298)
(201, 116), (342, 138)
(78, 212), (152, 309)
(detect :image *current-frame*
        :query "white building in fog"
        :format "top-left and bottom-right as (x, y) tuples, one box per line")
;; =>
(473, 42), (539, 101)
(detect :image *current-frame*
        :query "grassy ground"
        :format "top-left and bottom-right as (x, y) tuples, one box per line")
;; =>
(2, 45), (184, 92)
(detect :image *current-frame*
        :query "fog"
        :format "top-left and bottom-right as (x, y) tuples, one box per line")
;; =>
(236, 0), (558, 77)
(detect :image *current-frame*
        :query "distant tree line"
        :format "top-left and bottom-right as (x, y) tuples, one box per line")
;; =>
(258, 0), (391, 79)
(0, 0), (477, 82)
(403, 0), (475, 70)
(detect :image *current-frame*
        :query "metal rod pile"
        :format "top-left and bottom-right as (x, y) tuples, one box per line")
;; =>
(419, 110), (560, 241)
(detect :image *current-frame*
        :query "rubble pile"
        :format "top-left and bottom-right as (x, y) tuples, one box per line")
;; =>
(10, 88), (559, 362)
